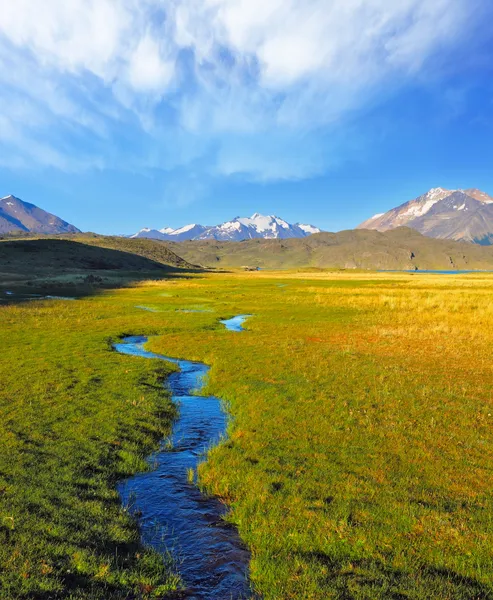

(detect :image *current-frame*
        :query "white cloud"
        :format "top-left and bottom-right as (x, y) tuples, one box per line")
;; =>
(127, 33), (174, 93)
(174, 0), (470, 84)
(0, 0), (485, 180)
(172, 0), (472, 118)
(0, 0), (175, 94)
(0, 0), (129, 79)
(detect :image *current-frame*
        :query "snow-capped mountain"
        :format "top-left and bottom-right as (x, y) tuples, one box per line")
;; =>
(297, 223), (321, 235)
(131, 213), (321, 242)
(357, 188), (493, 244)
(131, 224), (208, 241)
(169, 224), (209, 241)
(131, 228), (167, 240)
(196, 213), (321, 241)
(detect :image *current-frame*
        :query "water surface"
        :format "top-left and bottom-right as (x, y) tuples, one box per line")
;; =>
(114, 321), (252, 599)
(380, 270), (482, 274)
(220, 315), (252, 332)
(135, 305), (160, 312)
(1, 291), (75, 303)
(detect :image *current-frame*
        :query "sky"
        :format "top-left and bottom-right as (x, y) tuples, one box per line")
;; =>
(1, 0), (493, 234)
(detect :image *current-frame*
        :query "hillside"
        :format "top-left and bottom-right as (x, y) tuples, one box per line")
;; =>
(70, 233), (196, 269)
(0, 195), (80, 234)
(167, 227), (493, 270)
(0, 236), (197, 293)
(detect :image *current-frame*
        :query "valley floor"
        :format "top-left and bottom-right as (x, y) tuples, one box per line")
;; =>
(1, 271), (493, 598)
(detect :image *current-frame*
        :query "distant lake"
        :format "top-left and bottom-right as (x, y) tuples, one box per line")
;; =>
(380, 270), (489, 274)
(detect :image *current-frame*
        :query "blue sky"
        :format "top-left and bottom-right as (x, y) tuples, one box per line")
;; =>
(1, 0), (493, 234)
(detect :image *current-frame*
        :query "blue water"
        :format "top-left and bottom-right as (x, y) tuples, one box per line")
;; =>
(1, 291), (75, 302)
(220, 315), (252, 332)
(114, 319), (253, 599)
(380, 270), (482, 274)
(405, 270), (477, 274)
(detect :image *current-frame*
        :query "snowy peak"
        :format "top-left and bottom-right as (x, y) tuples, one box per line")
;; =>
(131, 223), (208, 241)
(1, 194), (19, 205)
(297, 223), (321, 235)
(427, 187), (451, 201)
(357, 187), (493, 245)
(131, 228), (167, 240)
(201, 213), (322, 241)
(131, 213), (322, 242)
(398, 188), (452, 220)
(169, 224), (208, 241)
(233, 214), (293, 236)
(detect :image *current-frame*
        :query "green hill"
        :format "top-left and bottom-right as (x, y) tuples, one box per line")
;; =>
(70, 233), (195, 268)
(0, 236), (197, 293)
(167, 227), (493, 270)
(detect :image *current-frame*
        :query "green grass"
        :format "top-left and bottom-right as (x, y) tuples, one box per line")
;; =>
(2, 272), (493, 598)
(0, 295), (182, 598)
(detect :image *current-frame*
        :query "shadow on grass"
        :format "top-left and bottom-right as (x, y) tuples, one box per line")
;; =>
(297, 551), (492, 600)
(0, 238), (208, 303)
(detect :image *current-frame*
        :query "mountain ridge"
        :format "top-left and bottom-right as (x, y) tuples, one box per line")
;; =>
(131, 213), (321, 242)
(358, 188), (493, 244)
(164, 226), (493, 270)
(0, 195), (80, 235)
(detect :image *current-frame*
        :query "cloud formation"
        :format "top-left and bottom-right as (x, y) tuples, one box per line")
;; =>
(0, 0), (486, 179)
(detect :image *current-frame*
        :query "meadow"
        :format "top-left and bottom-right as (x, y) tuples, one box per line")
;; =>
(1, 271), (493, 598)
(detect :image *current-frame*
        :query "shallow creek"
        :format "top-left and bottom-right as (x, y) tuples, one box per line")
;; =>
(114, 315), (253, 599)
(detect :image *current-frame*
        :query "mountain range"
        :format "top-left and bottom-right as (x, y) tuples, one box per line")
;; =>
(358, 187), (493, 244)
(6, 188), (493, 253)
(0, 195), (80, 235)
(131, 213), (321, 242)
(5, 192), (493, 272)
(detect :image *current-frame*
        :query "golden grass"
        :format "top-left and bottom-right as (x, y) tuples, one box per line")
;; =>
(2, 271), (493, 598)
(146, 272), (493, 598)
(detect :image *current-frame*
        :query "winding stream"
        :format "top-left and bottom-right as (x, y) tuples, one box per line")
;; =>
(114, 315), (252, 599)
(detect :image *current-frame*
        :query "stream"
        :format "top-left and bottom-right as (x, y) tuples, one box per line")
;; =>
(113, 315), (253, 599)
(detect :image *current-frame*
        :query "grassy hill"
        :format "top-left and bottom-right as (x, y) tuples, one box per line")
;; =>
(69, 233), (195, 268)
(168, 227), (493, 270)
(0, 236), (197, 294)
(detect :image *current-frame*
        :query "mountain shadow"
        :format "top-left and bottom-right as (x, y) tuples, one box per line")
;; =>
(0, 238), (201, 300)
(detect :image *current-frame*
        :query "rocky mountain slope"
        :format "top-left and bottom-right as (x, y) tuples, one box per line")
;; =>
(167, 227), (493, 270)
(131, 213), (321, 242)
(358, 188), (493, 244)
(0, 195), (80, 234)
